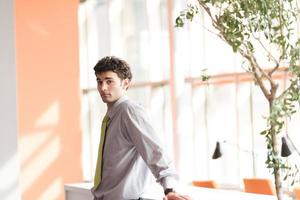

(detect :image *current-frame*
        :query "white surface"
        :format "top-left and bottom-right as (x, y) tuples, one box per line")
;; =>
(0, 0), (21, 200)
(184, 186), (276, 200)
(65, 182), (93, 200)
(65, 182), (277, 200)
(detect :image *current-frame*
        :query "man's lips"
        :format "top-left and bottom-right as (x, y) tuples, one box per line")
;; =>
(101, 93), (110, 97)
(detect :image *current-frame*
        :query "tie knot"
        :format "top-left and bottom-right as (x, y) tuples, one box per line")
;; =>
(103, 115), (110, 124)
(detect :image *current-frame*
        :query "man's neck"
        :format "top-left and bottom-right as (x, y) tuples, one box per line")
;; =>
(106, 96), (123, 109)
(106, 102), (114, 109)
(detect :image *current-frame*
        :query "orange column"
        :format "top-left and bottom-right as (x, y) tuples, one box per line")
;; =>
(15, 0), (82, 199)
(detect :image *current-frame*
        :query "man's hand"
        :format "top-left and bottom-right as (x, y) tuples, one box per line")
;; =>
(163, 192), (192, 200)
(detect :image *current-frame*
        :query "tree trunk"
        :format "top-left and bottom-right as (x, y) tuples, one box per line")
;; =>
(269, 101), (283, 200)
(272, 134), (283, 200)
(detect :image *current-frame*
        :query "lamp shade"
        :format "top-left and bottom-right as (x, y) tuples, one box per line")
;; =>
(281, 137), (292, 157)
(212, 141), (222, 159)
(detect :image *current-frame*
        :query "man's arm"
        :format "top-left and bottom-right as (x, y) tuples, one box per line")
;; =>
(163, 192), (192, 200)
(122, 103), (191, 199)
(123, 103), (178, 183)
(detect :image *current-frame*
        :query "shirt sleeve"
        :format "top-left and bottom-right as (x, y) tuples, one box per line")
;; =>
(122, 103), (178, 190)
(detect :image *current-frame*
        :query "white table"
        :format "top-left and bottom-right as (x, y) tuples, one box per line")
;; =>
(65, 182), (93, 200)
(184, 186), (276, 200)
(64, 182), (277, 200)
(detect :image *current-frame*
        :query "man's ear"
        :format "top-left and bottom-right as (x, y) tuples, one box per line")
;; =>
(122, 78), (130, 90)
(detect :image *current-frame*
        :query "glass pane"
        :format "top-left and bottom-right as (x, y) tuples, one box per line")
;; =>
(79, 1), (111, 89)
(206, 83), (239, 184)
(237, 82), (255, 181)
(251, 82), (273, 178)
(81, 90), (106, 181)
(191, 86), (210, 179)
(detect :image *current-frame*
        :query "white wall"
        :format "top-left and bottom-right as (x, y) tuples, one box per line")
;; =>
(0, 0), (21, 199)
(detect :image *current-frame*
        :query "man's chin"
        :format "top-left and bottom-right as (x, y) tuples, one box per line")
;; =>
(101, 98), (113, 104)
(101, 99), (109, 103)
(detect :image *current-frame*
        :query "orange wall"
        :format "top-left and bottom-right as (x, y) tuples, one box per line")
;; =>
(15, 0), (82, 199)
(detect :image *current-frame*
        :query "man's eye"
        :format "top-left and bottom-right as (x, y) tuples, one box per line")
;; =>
(107, 80), (112, 84)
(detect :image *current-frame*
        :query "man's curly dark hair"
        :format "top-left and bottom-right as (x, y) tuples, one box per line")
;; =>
(94, 56), (132, 81)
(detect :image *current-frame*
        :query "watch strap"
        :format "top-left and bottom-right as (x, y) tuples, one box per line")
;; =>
(164, 188), (174, 195)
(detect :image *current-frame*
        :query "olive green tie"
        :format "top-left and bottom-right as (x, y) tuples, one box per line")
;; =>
(94, 115), (110, 189)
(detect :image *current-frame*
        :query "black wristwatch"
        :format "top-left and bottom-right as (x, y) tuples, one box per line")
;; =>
(164, 188), (174, 195)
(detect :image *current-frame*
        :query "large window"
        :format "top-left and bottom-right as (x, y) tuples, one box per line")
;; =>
(78, 0), (300, 189)
(78, 0), (172, 181)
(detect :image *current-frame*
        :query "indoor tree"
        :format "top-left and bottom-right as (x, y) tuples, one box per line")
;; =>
(175, 0), (300, 199)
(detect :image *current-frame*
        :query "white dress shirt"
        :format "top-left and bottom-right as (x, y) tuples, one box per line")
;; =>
(91, 96), (178, 200)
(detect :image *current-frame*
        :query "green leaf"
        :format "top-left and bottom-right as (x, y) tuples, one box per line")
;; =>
(175, 17), (184, 27)
(260, 130), (267, 135)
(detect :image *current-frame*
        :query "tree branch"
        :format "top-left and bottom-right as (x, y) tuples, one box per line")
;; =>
(198, 0), (279, 101)
(238, 48), (272, 99)
(268, 65), (280, 77)
(252, 33), (280, 71)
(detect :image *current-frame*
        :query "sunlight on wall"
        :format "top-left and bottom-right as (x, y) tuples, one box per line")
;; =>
(0, 153), (21, 200)
(35, 101), (60, 127)
(38, 177), (63, 200)
(20, 131), (52, 165)
(27, 23), (50, 37)
(20, 135), (61, 192)
(18, 98), (82, 199)
(20, 101), (61, 193)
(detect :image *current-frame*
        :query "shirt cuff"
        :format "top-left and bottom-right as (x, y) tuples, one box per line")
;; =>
(161, 176), (178, 191)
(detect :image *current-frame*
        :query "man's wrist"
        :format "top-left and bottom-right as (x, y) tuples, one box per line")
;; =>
(164, 188), (175, 195)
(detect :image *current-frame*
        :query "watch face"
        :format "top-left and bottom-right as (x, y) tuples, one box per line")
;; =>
(164, 188), (174, 195)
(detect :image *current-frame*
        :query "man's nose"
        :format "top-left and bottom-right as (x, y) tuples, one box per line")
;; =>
(100, 83), (108, 91)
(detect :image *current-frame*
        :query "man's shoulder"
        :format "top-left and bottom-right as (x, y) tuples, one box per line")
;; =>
(119, 99), (150, 122)
(119, 98), (144, 111)
(116, 99), (149, 119)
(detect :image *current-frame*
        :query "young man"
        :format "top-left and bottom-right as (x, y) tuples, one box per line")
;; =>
(91, 56), (191, 200)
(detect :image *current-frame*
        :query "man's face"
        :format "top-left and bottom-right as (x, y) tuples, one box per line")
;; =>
(96, 71), (130, 106)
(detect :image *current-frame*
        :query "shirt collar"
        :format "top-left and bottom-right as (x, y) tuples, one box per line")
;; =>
(107, 95), (128, 119)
